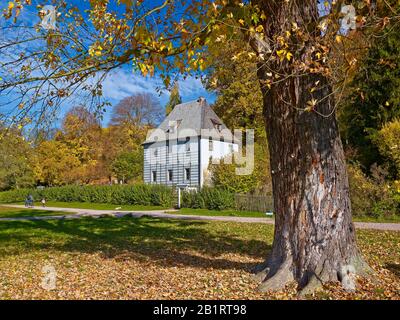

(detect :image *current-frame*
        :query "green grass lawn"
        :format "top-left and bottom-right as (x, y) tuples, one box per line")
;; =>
(177, 208), (400, 222)
(0, 206), (72, 218)
(0, 208), (398, 300)
(175, 208), (271, 218)
(353, 215), (400, 223)
(12, 201), (169, 211)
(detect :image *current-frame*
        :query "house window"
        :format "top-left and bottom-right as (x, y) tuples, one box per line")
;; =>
(168, 124), (175, 134)
(212, 119), (222, 131)
(168, 170), (173, 182)
(154, 148), (158, 156)
(166, 140), (170, 153)
(168, 119), (182, 134)
(185, 168), (191, 180)
(229, 144), (234, 153)
(152, 171), (157, 182)
(208, 137), (213, 151)
(185, 137), (190, 152)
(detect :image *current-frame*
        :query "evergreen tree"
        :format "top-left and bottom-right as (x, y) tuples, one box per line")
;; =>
(165, 82), (182, 115)
(340, 26), (400, 171)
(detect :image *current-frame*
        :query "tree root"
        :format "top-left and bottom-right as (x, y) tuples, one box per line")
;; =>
(299, 275), (324, 297)
(257, 259), (294, 292)
(254, 252), (374, 295)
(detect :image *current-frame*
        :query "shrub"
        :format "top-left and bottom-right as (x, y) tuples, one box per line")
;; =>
(207, 143), (272, 194)
(0, 184), (175, 207)
(370, 119), (400, 178)
(182, 187), (234, 210)
(347, 164), (399, 218)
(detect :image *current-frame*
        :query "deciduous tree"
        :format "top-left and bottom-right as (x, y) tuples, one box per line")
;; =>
(2, 0), (399, 293)
(0, 127), (35, 190)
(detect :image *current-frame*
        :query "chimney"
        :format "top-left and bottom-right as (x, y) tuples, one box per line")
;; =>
(197, 96), (206, 104)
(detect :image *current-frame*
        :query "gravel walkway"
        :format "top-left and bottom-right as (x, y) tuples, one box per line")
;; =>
(0, 205), (399, 231)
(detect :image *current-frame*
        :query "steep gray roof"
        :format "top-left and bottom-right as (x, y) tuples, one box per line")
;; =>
(143, 97), (237, 144)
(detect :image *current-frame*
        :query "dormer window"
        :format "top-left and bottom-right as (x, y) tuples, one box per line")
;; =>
(168, 125), (175, 134)
(211, 119), (222, 131)
(168, 119), (182, 134)
(185, 137), (190, 152)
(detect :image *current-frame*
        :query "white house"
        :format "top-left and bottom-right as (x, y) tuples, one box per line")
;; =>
(142, 97), (239, 188)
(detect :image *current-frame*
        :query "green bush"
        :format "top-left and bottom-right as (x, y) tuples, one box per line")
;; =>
(370, 119), (400, 178)
(0, 184), (175, 207)
(182, 187), (234, 210)
(348, 164), (400, 219)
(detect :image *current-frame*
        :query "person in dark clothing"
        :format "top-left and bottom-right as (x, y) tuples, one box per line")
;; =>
(27, 194), (34, 208)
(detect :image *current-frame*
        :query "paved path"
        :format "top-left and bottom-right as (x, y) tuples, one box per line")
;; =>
(0, 205), (399, 232)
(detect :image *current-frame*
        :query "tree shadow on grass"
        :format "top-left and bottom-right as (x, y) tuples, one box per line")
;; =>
(0, 208), (69, 218)
(384, 263), (400, 278)
(0, 216), (272, 272)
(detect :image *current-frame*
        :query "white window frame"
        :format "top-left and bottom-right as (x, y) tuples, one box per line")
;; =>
(167, 169), (173, 182)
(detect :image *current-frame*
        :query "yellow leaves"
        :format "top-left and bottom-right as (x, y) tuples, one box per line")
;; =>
(238, 19), (245, 26)
(88, 44), (103, 57)
(309, 80), (320, 94)
(276, 50), (285, 61)
(187, 49), (195, 58)
(231, 52), (241, 61)
(276, 35), (286, 47)
(305, 99), (318, 112)
(137, 63), (154, 77)
(260, 12), (267, 21)
(198, 58), (205, 71)
(215, 35), (226, 43)
(276, 49), (293, 62)
(8, 2), (14, 10)
(210, 77), (218, 88)
(255, 25), (264, 33)
(335, 35), (342, 43)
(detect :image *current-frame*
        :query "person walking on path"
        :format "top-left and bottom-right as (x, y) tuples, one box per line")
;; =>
(27, 194), (34, 208)
(41, 198), (46, 208)
(24, 196), (29, 208)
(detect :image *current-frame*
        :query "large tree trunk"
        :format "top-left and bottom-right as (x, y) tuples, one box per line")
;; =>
(252, 0), (371, 293)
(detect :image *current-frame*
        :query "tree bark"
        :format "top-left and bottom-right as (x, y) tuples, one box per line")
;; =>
(252, 0), (371, 293)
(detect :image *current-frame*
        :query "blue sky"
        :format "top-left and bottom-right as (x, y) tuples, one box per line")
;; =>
(0, 0), (216, 127)
(100, 68), (215, 125)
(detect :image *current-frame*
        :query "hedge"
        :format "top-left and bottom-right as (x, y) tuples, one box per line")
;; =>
(0, 184), (175, 207)
(181, 187), (235, 210)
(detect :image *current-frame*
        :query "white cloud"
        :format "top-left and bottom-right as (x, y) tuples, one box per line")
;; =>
(102, 69), (165, 101)
(101, 68), (215, 106)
